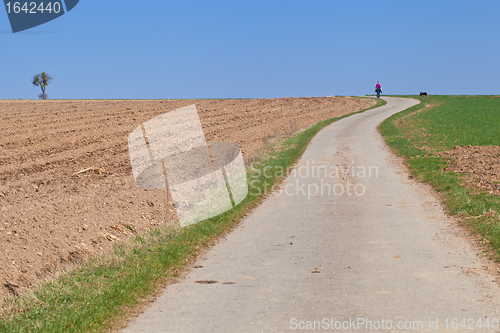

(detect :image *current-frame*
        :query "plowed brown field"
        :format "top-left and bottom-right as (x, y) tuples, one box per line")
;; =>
(0, 97), (374, 299)
(439, 145), (500, 195)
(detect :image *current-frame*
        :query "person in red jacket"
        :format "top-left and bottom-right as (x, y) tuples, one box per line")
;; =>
(375, 81), (382, 98)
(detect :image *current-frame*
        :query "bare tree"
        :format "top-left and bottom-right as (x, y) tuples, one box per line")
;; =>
(32, 72), (53, 99)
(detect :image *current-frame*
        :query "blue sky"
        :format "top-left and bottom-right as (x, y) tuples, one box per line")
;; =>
(1, 1), (500, 99)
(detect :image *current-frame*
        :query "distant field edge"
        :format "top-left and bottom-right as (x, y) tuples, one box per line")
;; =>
(0, 96), (367, 101)
(0, 99), (386, 333)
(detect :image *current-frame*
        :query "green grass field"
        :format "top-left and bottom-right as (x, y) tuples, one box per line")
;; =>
(398, 96), (500, 149)
(380, 95), (500, 259)
(0, 98), (385, 333)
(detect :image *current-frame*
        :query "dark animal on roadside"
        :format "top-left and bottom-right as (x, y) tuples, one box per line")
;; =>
(419, 92), (428, 96)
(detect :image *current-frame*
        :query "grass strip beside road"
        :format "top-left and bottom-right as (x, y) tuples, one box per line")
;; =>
(0, 98), (385, 333)
(380, 95), (500, 259)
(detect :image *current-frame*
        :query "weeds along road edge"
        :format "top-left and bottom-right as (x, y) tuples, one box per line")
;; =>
(380, 95), (500, 262)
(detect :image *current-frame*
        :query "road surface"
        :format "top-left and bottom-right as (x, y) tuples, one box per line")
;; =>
(124, 97), (500, 332)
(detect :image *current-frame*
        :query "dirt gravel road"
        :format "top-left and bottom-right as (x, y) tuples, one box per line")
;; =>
(124, 97), (500, 332)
